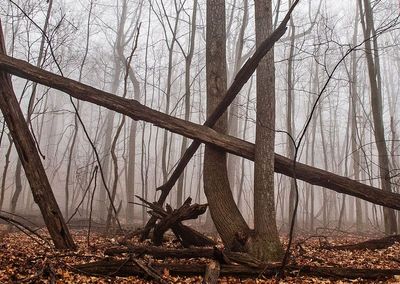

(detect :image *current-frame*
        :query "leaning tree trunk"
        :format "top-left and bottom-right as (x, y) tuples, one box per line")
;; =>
(0, 20), (75, 249)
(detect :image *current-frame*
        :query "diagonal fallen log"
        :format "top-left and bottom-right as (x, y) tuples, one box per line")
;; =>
(73, 259), (400, 280)
(1, 54), (400, 211)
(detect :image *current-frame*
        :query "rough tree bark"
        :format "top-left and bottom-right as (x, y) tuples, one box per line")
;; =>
(248, 0), (284, 261)
(203, 0), (250, 249)
(0, 21), (75, 249)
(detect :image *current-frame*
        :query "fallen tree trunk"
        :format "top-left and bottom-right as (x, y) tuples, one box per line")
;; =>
(1, 55), (400, 210)
(0, 22), (75, 249)
(73, 259), (400, 280)
(325, 235), (400, 251)
(104, 245), (218, 258)
(104, 245), (263, 268)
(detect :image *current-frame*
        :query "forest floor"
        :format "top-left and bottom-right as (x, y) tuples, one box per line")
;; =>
(0, 225), (400, 283)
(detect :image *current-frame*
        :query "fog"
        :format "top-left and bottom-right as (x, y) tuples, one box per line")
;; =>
(0, 0), (400, 235)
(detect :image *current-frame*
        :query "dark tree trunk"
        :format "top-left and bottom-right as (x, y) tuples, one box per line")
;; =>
(0, 21), (75, 249)
(204, 0), (250, 249)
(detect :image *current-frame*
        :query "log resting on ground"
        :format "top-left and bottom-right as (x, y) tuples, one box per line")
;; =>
(324, 235), (400, 251)
(1, 54), (400, 210)
(73, 259), (400, 280)
(104, 245), (219, 258)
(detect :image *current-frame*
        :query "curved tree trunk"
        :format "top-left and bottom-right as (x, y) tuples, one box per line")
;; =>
(204, 0), (249, 249)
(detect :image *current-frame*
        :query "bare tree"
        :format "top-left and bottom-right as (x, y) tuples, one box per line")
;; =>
(359, 0), (397, 234)
(176, 0), (198, 207)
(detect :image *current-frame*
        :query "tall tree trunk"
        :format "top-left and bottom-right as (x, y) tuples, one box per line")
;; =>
(350, 2), (362, 232)
(286, 3), (296, 227)
(359, 0), (397, 234)
(64, 0), (93, 219)
(125, 74), (140, 224)
(160, 2), (183, 185)
(176, 0), (198, 208)
(250, 0), (283, 261)
(227, 0), (249, 193)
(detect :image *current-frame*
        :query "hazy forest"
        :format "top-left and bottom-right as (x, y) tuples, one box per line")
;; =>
(1, 0), (400, 282)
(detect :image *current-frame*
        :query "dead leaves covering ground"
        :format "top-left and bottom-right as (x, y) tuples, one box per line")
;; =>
(0, 226), (400, 283)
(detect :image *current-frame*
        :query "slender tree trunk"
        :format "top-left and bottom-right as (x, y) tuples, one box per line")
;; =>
(227, 0), (249, 193)
(120, 42), (141, 226)
(0, 134), (12, 210)
(237, 78), (253, 211)
(176, 0), (198, 208)
(64, 0), (93, 219)
(350, 2), (362, 231)
(286, 5), (296, 227)
(161, 3), (183, 185)
(359, 0), (397, 234)
(319, 104), (329, 228)
(10, 155), (22, 213)
(105, 115), (125, 230)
